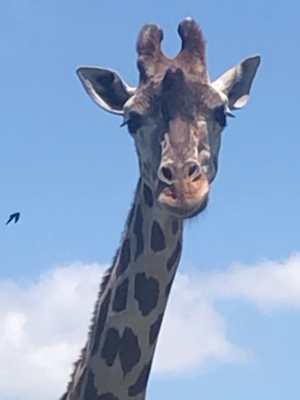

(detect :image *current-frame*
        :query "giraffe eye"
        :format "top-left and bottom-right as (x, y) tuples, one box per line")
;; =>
(214, 106), (227, 127)
(125, 111), (143, 135)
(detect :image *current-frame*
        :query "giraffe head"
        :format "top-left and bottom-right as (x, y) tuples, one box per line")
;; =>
(77, 18), (260, 219)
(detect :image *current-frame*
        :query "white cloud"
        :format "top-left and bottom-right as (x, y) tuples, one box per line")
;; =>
(192, 252), (300, 311)
(0, 253), (300, 400)
(0, 264), (105, 400)
(153, 273), (248, 375)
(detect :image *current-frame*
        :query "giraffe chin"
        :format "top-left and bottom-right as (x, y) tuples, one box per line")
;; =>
(161, 196), (209, 219)
(157, 178), (210, 219)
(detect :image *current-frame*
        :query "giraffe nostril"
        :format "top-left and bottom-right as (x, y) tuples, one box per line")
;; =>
(159, 162), (201, 184)
(185, 162), (201, 181)
(161, 167), (173, 182)
(188, 164), (198, 177)
(158, 164), (175, 184)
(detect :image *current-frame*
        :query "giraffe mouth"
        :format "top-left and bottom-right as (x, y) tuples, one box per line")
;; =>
(161, 196), (209, 218)
(157, 177), (210, 218)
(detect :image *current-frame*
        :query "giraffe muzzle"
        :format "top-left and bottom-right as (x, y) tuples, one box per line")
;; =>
(157, 173), (210, 218)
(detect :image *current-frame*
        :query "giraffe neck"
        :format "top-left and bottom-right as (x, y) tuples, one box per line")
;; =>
(64, 178), (183, 400)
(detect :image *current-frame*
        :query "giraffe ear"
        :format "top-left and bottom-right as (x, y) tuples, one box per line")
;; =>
(211, 56), (261, 110)
(76, 67), (136, 115)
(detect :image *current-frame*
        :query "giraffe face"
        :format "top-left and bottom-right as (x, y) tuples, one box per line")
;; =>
(121, 69), (226, 218)
(76, 18), (260, 219)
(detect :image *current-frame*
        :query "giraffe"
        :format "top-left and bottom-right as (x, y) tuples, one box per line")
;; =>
(60, 17), (260, 400)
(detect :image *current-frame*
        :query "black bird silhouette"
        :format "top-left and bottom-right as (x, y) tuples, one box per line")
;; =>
(5, 212), (21, 225)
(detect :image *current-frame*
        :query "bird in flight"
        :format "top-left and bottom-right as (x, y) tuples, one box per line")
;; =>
(5, 212), (21, 225)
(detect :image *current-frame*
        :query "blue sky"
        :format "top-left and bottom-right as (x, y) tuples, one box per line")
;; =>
(1, 1), (300, 399)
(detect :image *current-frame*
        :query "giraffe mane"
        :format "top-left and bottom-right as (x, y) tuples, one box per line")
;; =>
(62, 182), (139, 397)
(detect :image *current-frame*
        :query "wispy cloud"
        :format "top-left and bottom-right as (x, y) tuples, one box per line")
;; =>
(0, 253), (300, 400)
(192, 253), (300, 311)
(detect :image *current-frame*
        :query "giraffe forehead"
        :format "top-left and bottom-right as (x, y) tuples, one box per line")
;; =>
(131, 73), (224, 121)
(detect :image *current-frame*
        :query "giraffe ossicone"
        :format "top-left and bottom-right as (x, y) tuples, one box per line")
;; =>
(61, 17), (260, 400)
